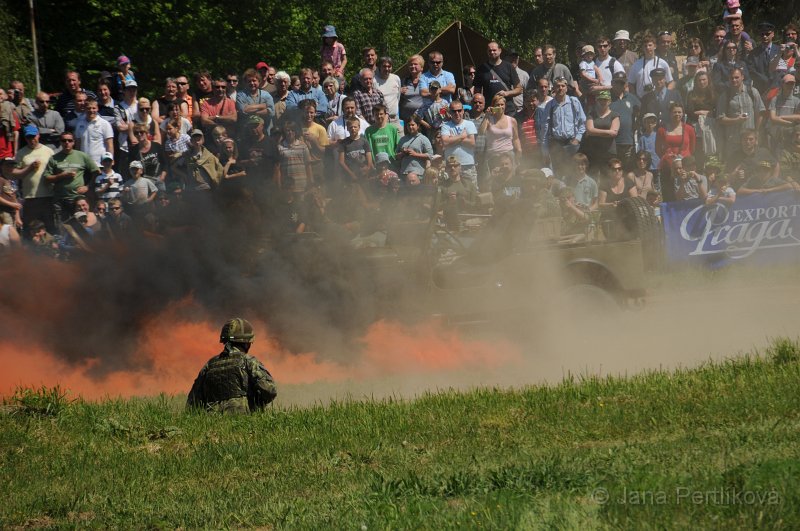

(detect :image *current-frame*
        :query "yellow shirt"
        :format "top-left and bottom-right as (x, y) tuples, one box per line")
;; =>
(16, 143), (55, 199)
(303, 122), (329, 163)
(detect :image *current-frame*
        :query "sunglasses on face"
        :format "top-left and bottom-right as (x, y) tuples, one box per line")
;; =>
(176, 82), (189, 85)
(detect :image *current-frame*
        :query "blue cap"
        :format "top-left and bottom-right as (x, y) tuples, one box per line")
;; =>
(322, 25), (338, 38)
(23, 124), (39, 137)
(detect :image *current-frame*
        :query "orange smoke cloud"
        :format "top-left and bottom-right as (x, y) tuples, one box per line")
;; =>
(0, 298), (522, 400)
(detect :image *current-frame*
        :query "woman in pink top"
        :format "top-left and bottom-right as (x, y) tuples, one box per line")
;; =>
(479, 94), (521, 160)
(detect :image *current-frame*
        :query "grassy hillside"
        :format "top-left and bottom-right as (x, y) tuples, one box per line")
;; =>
(2, 339), (800, 529)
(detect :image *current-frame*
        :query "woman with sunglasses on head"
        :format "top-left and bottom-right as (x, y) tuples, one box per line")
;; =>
(457, 65), (476, 107)
(128, 122), (167, 192)
(685, 38), (710, 75)
(712, 41), (751, 92)
(129, 97), (161, 145)
(152, 78), (189, 127)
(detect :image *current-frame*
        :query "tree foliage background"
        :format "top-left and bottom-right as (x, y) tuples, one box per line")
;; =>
(0, 0), (796, 96)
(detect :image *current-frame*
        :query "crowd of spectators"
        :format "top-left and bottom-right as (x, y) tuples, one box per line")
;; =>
(2, 16), (800, 255)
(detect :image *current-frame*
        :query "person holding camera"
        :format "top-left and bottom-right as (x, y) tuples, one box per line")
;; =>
(717, 67), (764, 160)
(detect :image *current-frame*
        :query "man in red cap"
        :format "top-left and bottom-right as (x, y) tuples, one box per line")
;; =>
(256, 62), (275, 93)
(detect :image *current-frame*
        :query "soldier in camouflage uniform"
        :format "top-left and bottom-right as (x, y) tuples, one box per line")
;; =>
(187, 318), (277, 413)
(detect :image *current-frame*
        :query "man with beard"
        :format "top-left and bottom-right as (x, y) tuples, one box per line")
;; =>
(474, 41), (522, 115)
(725, 128), (777, 190)
(527, 45), (577, 96)
(187, 318), (277, 414)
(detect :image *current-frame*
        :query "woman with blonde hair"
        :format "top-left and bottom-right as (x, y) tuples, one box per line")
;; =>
(480, 93), (521, 162)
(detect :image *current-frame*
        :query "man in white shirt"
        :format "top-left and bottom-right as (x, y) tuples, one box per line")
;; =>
(627, 34), (674, 98)
(74, 98), (113, 165)
(326, 97), (370, 143)
(375, 56), (402, 124)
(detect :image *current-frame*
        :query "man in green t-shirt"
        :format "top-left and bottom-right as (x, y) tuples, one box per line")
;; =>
(45, 131), (99, 221)
(364, 104), (399, 166)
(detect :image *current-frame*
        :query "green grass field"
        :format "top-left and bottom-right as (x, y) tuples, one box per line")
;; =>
(2, 338), (800, 529)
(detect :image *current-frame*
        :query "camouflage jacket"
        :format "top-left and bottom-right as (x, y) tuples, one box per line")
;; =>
(187, 344), (277, 413)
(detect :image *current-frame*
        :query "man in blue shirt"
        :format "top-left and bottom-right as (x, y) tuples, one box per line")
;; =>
(542, 76), (586, 177)
(285, 68), (327, 120)
(420, 51), (457, 104)
(441, 100), (479, 189)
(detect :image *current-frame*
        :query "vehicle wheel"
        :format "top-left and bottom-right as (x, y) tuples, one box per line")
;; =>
(557, 283), (620, 321)
(616, 197), (662, 271)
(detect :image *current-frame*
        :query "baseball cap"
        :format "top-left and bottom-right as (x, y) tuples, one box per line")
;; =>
(612, 71), (627, 82)
(643, 113), (657, 121)
(125, 80), (138, 88)
(757, 22), (775, 32)
(650, 68), (667, 78)
(614, 30), (630, 42)
(429, 80), (441, 89)
(117, 55), (131, 66)
(101, 151), (114, 162)
(783, 74), (796, 84)
(581, 45), (596, 55)
(129, 160), (143, 170)
(374, 152), (390, 164)
(248, 115), (264, 125)
(596, 90), (611, 100)
(190, 129), (204, 137)
(23, 124), (39, 137)
(256, 61), (269, 70)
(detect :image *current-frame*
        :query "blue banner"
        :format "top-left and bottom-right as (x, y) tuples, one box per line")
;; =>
(661, 192), (800, 267)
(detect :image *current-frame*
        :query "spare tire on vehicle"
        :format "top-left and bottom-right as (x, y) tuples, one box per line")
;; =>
(615, 196), (662, 271)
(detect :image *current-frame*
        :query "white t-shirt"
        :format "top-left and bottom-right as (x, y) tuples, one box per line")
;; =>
(594, 56), (626, 85)
(627, 56), (674, 98)
(74, 117), (114, 165)
(375, 73), (402, 117)
(327, 115), (370, 141)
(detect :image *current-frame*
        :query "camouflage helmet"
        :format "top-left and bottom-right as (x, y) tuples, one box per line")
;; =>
(219, 317), (255, 344)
